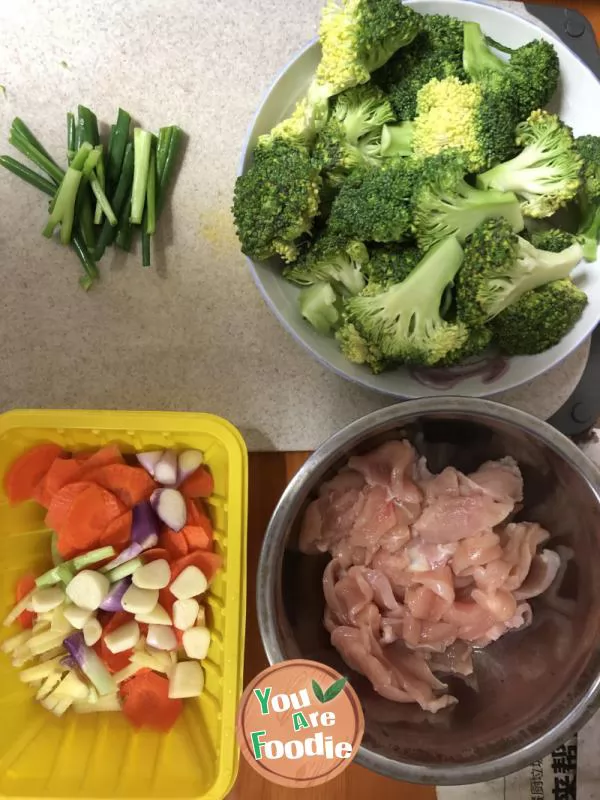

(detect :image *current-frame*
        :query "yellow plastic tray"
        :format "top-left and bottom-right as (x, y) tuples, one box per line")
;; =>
(0, 409), (248, 800)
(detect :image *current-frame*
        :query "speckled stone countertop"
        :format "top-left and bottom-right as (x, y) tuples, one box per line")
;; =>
(0, 0), (590, 451)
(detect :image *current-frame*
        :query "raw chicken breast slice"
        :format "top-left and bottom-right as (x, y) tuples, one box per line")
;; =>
(429, 641), (474, 677)
(471, 588), (518, 623)
(349, 485), (398, 556)
(406, 538), (457, 572)
(349, 440), (422, 513)
(467, 457), (524, 503)
(299, 469), (366, 554)
(412, 494), (513, 544)
(442, 601), (497, 641)
(501, 522), (550, 592)
(322, 559), (373, 626)
(361, 569), (400, 611)
(451, 531), (503, 575)
(472, 602), (533, 647)
(514, 549), (561, 601)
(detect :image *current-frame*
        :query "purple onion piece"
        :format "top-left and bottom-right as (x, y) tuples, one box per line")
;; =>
(63, 632), (116, 696)
(60, 655), (77, 670)
(150, 488), (187, 532)
(136, 451), (163, 477)
(131, 501), (159, 546)
(99, 577), (132, 611)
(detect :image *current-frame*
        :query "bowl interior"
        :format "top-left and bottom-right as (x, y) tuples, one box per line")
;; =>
(242, 0), (600, 399)
(262, 406), (600, 782)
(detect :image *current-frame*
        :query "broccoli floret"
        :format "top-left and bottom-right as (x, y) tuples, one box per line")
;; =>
(456, 217), (584, 327)
(299, 282), (340, 334)
(233, 134), (321, 263)
(364, 242), (421, 285)
(477, 110), (583, 219)
(411, 76), (515, 172)
(317, 0), (423, 93)
(345, 236), (468, 364)
(463, 23), (559, 122)
(335, 322), (390, 373)
(491, 279), (588, 355)
(313, 85), (396, 180)
(412, 150), (524, 251)
(575, 136), (600, 261)
(374, 13), (466, 121)
(284, 232), (368, 295)
(328, 159), (416, 242)
(530, 228), (577, 253)
(439, 326), (493, 366)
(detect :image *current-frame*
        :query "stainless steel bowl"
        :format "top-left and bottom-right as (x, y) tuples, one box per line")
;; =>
(257, 398), (600, 785)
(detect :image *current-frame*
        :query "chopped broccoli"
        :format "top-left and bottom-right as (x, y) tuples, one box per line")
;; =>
(335, 322), (390, 373)
(328, 159), (416, 242)
(373, 13), (466, 121)
(345, 236), (468, 364)
(574, 136), (600, 261)
(364, 242), (421, 284)
(412, 76), (515, 172)
(283, 232), (368, 294)
(477, 110), (583, 219)
(412, 150), (524, 251)
(491, 279), (588, 355)
(456, 217), (584, 327)
(233, 134), (321, 263)
(317, 0), (423, 93)
(463, 22), (559, 122)
(439, 326), (493, 366)
(530, 228), (577, 253)
(312, 85), (396, 180)
(299, 282), (340, 334)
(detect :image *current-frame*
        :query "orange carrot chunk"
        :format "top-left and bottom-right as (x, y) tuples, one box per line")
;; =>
(142, 547), (171, 564)
(182, 525), (212, 552)
(79, 444), (125, 471)
(159, 527), (189, 560)
(120, 671), (183, 732)
(15, 573), (37, 629)
(96, 611), (135, 674)
(38, 458), (84, 506)
(179, 467), (214, 499)
(4, 444), (64, 504)
(101, 511), (133, 550)
(81, 464), (156, 508)
(57, 485), (126, 559)
(45, 481), (95, 532)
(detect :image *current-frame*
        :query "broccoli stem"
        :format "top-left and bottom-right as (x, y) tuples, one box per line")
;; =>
(130, 128), (152, 224)
(380, 123), (413, 158)
(580, 206), (600, 262)
(0, 155), (57, 195)
(106, 108), (131, 191)
(94, 142), (135, 259)
(463, 22), (505, 81)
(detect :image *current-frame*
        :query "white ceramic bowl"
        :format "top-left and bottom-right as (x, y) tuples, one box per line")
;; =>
(239, 0), (600, 399)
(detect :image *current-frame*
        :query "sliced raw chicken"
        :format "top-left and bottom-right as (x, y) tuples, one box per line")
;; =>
(300, 439), (560, 712)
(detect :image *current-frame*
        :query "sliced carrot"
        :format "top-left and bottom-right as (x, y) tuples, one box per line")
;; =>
(38, 458), (84, 507)
(15, 573), (36, 629)
(120, 671), (183, 732)
(142, 547), (171, 564)
(159, 527), (189, 560)
(179, 466), (214, 499)
(79, 445), (124, 472)
(182, 525), (212, 552)
(57, 485), (126, 559)
(4, 444), (64, 504)
(80, 465), (156, 508)
(171, 550), (222, 583)
(185, 498), (203, 526)
(45, 481), (95, 532)
(100, 510), (132, 549)
(96, 611), (135, 674)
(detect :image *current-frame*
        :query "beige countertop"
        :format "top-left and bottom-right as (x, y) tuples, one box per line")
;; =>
(0, 0), (590, 451)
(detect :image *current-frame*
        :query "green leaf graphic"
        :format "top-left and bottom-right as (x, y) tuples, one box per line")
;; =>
(312, 679), (325, 703)
(323, 677), (347, 702)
